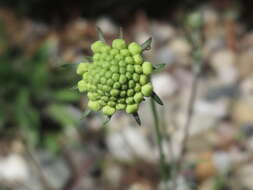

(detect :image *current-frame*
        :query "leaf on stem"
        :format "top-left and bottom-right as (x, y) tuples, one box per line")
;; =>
(151, 91), (164, 105)
(141, 37), (152, 51)
(132, 112), (141, 126)
(96, 26), (106, 42)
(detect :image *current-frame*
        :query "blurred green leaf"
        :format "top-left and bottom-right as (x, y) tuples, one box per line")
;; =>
(30, 61), (49, 91)
(53, 89), (80, 102)
(44, 134), (60, 153)
(132, 112), (141, 126)
(46, 103), (79, 127)
(0, 107), (5, 129)
(0, 25), (80, 151)
(15, 89), (40, 146)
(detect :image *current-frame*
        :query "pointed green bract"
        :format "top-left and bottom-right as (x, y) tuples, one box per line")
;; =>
(141, 37), (152, 51)
(96, 26), (106, 42)
(102, 115), (112, 126)
(153, 63), (166, 73)
(151, 91), (164, 105)
(132, 112), (141, 126)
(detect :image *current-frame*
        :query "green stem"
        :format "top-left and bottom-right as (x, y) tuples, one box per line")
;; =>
(150, 99), (168, 187)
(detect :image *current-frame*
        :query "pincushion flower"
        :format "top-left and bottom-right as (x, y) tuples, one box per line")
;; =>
(76, 27), (163, 125)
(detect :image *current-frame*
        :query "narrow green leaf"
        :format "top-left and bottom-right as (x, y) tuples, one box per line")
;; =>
(153, 63), (166, 73)
(132, 112), (141, 126)
(141, 37), (152, 51)
(151, 91), (164, 105)
(96, 26), (106, 42)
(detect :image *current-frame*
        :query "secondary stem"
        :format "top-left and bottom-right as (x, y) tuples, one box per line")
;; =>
(178, 68), (200, 168)
(150, 99), (167, 186)
(175, 26), (204, 176)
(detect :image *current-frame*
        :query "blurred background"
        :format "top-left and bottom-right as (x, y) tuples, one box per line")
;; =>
(1, 0), (253, 189)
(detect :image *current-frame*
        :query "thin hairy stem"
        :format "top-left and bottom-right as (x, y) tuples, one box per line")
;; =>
(178, 68), (200, 169)
(150, 99), (168, 188)
(172, 62), (202, 190)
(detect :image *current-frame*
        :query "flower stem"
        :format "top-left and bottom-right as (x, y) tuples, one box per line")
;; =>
(177, 65), (200, 170)
(150, 98), (168, 187)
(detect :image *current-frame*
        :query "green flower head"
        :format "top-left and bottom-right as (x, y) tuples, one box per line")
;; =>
(76, 27), (162, 125)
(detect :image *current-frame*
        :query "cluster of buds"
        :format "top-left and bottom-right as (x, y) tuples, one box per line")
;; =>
(76, 28), (162, 125)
